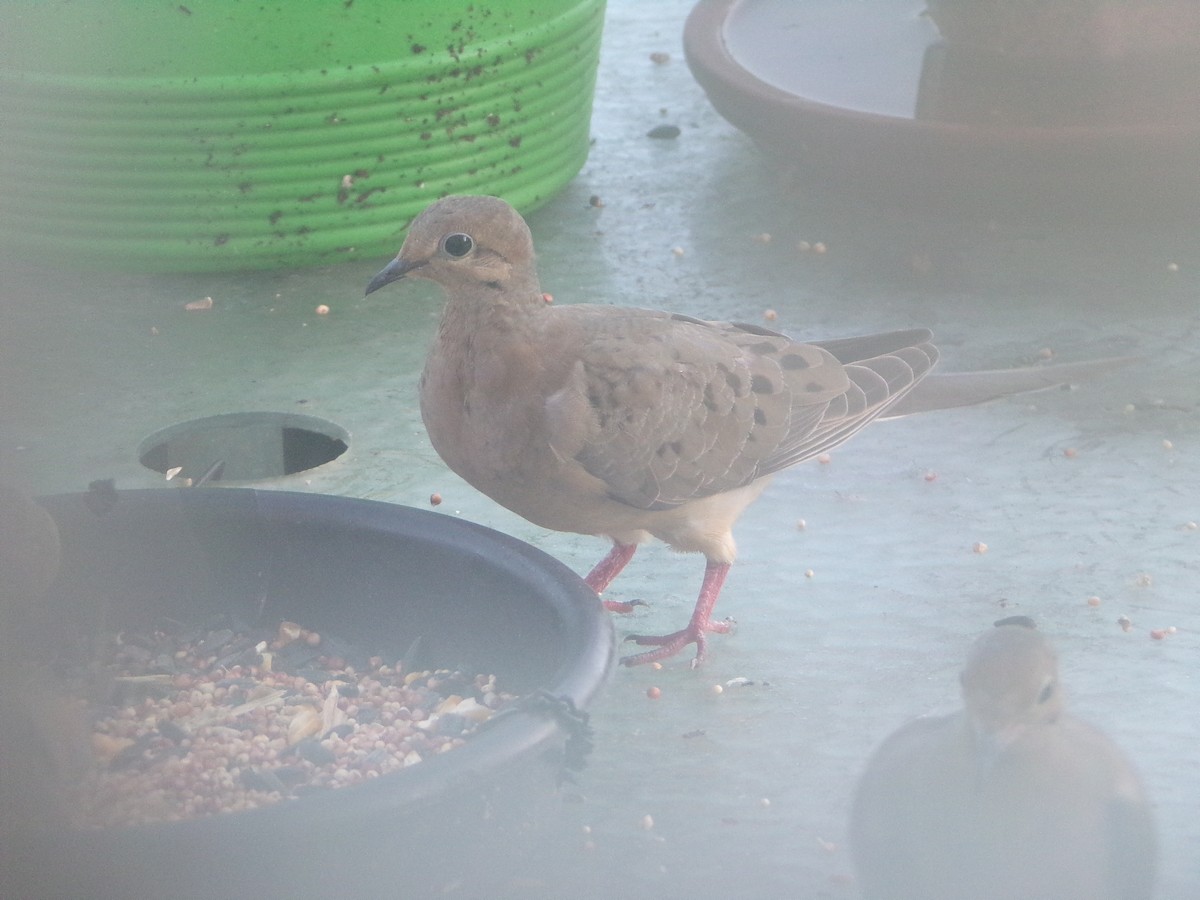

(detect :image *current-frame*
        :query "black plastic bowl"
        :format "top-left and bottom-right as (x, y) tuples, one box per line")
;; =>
(8, 488), (612, 899)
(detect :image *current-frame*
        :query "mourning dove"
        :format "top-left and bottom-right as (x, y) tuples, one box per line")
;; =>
(0, 481), (61, 614)
(365, 196), (1130, 667)
(850, 617), (1156, 900)
(0, 484), (87, 843)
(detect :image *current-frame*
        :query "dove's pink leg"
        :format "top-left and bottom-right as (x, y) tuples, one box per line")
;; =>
(621, 560), (732, 667)
(584, 541), (642, 613)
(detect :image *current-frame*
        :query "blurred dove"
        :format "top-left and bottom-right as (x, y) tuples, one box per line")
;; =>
(0, 483), (89, 847)
(366, 196), (1130, 666)
(850, 617), (1156, 900)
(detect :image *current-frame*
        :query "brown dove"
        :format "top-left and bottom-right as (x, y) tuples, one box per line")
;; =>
(365, 196), (1128, 667)
(850, 617), (1156, 900)
(0, 483), (88, 845)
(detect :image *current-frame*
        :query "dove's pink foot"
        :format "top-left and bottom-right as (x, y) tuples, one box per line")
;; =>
(585, 541), (643, 612)
(621, 560), (732, 667)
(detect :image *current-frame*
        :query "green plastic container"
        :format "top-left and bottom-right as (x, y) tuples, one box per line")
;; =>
(0, 1), (605, 272)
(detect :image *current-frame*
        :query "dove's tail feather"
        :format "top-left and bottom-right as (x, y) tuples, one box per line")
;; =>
(882, 356), (1138, 419)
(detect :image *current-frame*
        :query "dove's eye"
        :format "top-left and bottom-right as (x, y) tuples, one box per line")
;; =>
(1036, 681), (1055, 705)
(443, 233), (473, 257)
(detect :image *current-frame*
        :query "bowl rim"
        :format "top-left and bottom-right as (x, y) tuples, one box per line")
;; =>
(683, 0), (1200, 147)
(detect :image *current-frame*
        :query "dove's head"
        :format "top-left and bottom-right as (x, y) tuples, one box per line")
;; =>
(960, 617), (1063, 765)
(365, 195), (539, 297)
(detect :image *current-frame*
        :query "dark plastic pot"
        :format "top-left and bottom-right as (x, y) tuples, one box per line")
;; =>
(6, 488), (612, 899)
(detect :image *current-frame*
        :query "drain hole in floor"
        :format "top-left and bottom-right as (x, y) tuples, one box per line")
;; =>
(138, 412), (348, 483)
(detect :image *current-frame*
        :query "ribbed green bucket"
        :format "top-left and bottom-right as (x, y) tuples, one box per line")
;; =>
(0, 1), (605, 272)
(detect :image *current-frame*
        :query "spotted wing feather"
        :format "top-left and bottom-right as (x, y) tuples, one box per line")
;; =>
(562, 310), (935, 509)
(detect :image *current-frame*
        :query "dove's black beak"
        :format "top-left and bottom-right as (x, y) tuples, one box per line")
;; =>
(365, 256), (419, 296)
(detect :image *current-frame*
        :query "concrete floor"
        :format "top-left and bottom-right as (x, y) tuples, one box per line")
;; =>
(2, 2), (1198, 897)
